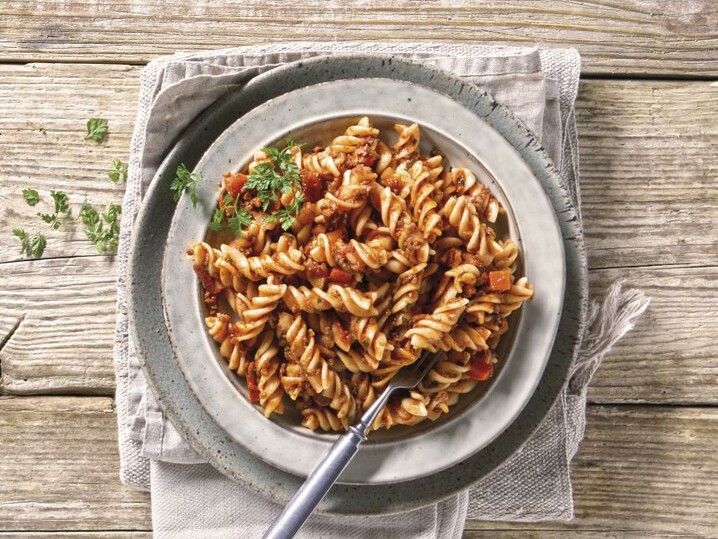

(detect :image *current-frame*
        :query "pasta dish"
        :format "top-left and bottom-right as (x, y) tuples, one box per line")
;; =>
(187, 117), (533, 432)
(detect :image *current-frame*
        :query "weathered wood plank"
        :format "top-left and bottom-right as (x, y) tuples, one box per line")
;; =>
(0, 534), (151, 538)
(0, 257), (118, 394)
(0, 64), (137, 261)
(465, 405), (718, 535)
(0, 396), (151, 531)
(1, 397), (715, 533)
(1, 63), (716, 267)
(1, 1), (718, 76)
(577, 80), (718, 270)
(1, 256), (716, 403)
(587, 265), (718, 404)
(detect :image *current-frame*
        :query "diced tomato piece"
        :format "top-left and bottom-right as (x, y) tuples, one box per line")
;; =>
(329, 267), (353, 284)
(193, 264), (224, 294)
(306, 259), (331, 279)
(488, 270), (512, 292)
(225, 172), (248, 199)
(325, 228), (347, 243)
(246, 364), (260, 404)
(467, 356), (494, 381)
(301, 170), (324, 203)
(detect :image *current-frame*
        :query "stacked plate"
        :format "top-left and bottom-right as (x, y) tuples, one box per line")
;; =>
(129, 55), (587, 514)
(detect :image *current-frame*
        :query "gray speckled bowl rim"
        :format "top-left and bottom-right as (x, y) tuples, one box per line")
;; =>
(128, 54), (587, 516)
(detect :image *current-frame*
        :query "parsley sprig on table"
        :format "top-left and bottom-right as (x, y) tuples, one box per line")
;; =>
(22, 188), (40, 206)
(85, 118), (109, 143)
(79, 202), (122, 254)
(13, 228), (46, 258)
(171, 164), (204, 208)
(109, 157), (128, 183)
(38, 191), (71, 230)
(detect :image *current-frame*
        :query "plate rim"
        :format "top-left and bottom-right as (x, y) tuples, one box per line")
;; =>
(128, 53), (587, 515)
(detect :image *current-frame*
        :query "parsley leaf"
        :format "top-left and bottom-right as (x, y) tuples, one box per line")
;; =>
(171, 164), (204, 208)
(13, 228), (30, 255)
(22, 188), (40, 206)
(245, 143), (302, 213)
(85, 118), (109, 142)
(268, 193), (305, 231)
(208, 207), (225, 232)
(30, 234), (47, 258)
(51, 191), (70, 216)
(108, 157), (128, 183)
(227, 208), (253, 238)
(79, 202), (122, 254)
(39, 212), (61, 230)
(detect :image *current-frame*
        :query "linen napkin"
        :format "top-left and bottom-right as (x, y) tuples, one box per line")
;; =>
(114, 43), (649, 538)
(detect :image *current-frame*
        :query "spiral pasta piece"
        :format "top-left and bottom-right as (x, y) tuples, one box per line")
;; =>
(371, 185), (429, 265)
(409, 160), (442, 242)
(231, 279), (287, 342)
(405, 297), (469, 351)
(254, 330), (285, 417)
(216, 243), (305, 282)
(300, 406), (348, 432)
(279, 314), (357, 420)
(205, 314), (250, 375)
(284, 285), (378, 317)
(392, 122), (420, 160)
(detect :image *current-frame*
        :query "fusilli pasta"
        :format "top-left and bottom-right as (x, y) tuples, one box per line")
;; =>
(188, 117), (533, 431)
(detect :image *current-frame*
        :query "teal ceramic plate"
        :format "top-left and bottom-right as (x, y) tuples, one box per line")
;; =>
(129, 55), (587, 514)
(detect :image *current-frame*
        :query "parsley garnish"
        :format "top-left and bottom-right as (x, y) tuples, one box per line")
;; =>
(79, 202), (122, 254)
(245, 143), (302, 212)
(13, 228), (30, 255)
(31, 234), (47, 258)
(209, 194), (252, 238)
(37, 191), (71, 230)
(267, 193), (305, 231)
(85, 118), (109, 142)
(22, 188), (40, 206)
(171, 164), (204, 208)
(109, 157), (128, 183)
(39, 212), (61, 230)
(13, 228), (46, 258)
(51, 191), (70, 215)
(228, 208), (253, 237)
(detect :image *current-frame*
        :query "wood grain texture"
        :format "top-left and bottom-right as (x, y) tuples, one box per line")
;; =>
(1, 256), (716, 403)
(0, 64), (137, 261)
(578, 79), (718, 269)
(465, 405), (718, 535)
(0, 534), (151, 538)
(0, 257), (118, 394)
(1, 397), (715, 534)
(0, 396), (151, 532)
(587, 266), (718, 404)
(1, 63), (716, 267)
(1, 1), (718, 75)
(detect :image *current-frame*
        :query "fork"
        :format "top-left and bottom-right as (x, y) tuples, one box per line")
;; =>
(262, 350), (443, 539)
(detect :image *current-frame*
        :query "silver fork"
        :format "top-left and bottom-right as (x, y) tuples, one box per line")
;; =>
(263, 350), (443, 539)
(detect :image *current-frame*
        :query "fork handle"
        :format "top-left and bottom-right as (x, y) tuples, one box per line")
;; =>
(262, 425), (365, 539)
(263, 392), (393, 539)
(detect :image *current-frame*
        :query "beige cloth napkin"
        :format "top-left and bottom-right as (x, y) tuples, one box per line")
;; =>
(114, 43), (648, 538)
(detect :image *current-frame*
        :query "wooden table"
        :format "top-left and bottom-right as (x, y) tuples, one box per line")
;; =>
(1, 2), (717, 537)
